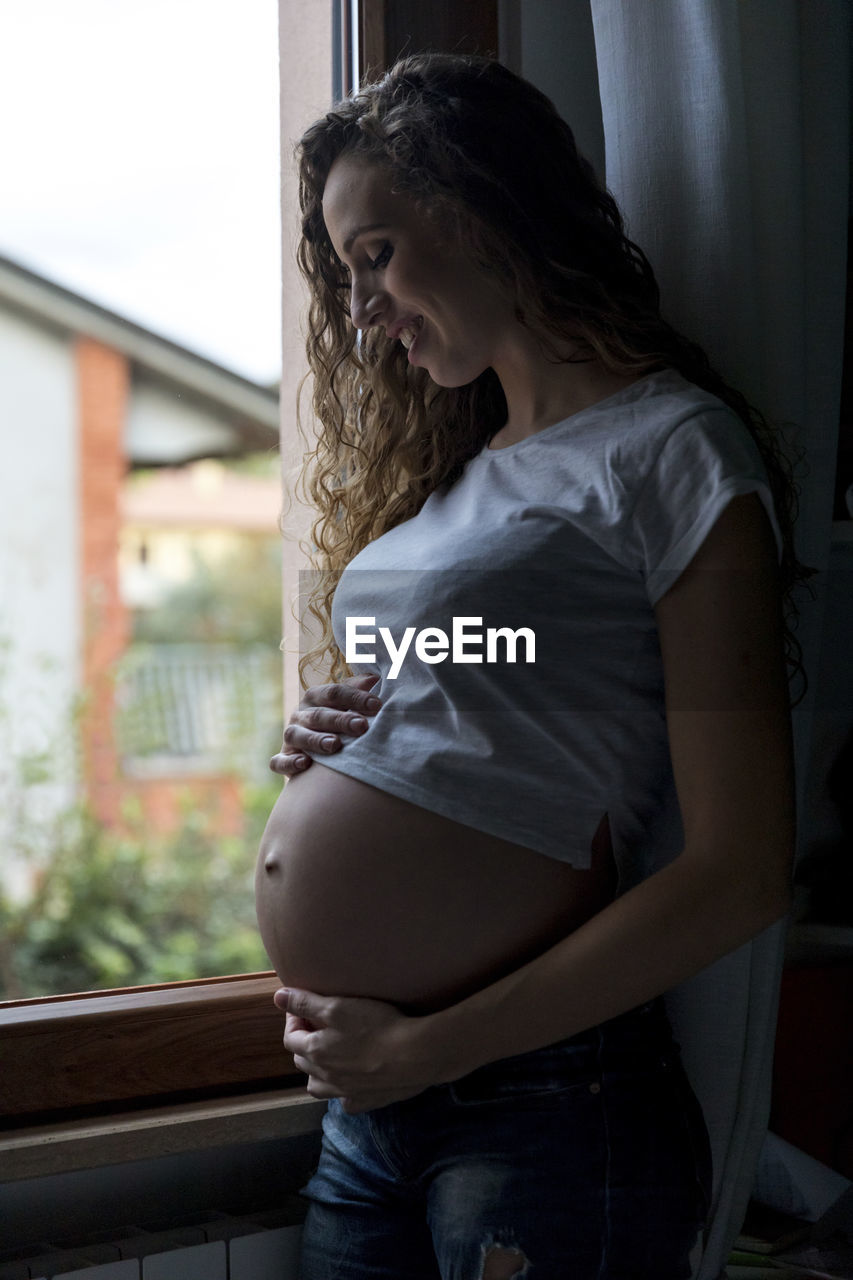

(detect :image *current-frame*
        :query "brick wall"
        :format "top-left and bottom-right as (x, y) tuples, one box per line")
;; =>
(76, 336), (130, 825)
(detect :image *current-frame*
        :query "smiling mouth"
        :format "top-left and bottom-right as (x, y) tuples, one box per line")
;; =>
(398, 317), (423, 350)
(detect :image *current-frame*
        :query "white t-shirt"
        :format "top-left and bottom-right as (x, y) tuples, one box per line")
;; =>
(305, 368), (783, 893)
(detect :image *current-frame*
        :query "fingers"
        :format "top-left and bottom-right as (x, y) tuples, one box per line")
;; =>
(302, 677), (382, 717)
(269, 750), (310, 776)
(269, 677), (383, 775)
(275, 986), (331, 1025)
(303, 1076), (342, 1101)
(284, 708), (366, 751)
(344, 673), (380, 693)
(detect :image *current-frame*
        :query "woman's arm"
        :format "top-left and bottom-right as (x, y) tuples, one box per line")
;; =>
(281, 492), (795, 1109)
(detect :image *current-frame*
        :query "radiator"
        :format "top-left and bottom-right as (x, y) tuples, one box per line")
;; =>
(0, 1208), (304, 1279)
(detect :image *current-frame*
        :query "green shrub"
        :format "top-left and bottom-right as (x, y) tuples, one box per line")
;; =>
(0, 777), (280, 1000)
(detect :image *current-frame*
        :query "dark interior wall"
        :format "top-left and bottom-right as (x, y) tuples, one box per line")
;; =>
(0, 1132), (321, 1250)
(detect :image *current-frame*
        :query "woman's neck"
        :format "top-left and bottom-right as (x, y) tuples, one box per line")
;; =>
(490, 333), (646, 446)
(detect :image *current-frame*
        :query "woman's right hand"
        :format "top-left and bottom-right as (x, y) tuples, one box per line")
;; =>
(269, 674), (382, 778)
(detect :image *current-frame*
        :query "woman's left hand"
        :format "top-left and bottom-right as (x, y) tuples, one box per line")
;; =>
(275, 987), (449, 1114)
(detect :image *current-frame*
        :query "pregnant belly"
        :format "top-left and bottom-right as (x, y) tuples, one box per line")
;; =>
(255, 763), (616, 1013)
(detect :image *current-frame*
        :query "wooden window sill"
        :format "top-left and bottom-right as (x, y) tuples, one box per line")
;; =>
(0, 973), (299, 1120)
(0, 1086), (326, 1182)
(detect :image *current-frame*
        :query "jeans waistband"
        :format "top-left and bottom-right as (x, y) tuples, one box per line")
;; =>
(494, 996), (675, 1069)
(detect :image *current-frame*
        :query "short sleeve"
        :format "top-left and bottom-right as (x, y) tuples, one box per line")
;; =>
(629, 408), (784, 606)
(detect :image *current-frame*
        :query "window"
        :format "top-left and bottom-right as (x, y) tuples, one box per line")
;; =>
(1, 0), (499, 1128)
(0, 0), (320, 1122)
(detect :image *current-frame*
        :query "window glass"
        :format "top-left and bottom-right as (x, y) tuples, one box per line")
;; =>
(0, 0), (285, 998)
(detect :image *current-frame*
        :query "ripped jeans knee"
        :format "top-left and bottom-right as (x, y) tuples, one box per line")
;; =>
(480, 1240), (530, 1280)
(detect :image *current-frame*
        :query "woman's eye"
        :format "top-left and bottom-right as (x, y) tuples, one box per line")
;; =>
(369, 243), (393, 270)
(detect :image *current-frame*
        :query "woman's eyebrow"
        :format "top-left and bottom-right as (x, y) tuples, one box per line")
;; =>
(343, 222), (391, 253)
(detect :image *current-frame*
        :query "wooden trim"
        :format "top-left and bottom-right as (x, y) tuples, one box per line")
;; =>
(76, 336), (130, 827)
(360, 0), (498, 80)
(0, 973), (302, 1121)
(0, 1088), (324, 1182)
(360, 0), (386, 80)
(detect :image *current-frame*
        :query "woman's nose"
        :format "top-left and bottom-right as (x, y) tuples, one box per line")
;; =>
(350, 278), (387, 330)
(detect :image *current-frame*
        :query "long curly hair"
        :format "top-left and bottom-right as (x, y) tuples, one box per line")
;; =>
(294, 52), (813, 701)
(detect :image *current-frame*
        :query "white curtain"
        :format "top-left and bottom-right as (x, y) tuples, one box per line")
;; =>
(588, 1), (851, 1275)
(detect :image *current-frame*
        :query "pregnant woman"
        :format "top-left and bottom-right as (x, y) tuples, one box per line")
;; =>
(255, 54), (802, 1279)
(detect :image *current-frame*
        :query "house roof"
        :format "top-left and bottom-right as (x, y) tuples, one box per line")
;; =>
(0, 252), (280, 462)
(122, 461), (282, 532)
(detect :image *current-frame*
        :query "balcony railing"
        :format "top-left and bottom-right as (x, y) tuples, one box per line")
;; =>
(116, 642), (281, 779)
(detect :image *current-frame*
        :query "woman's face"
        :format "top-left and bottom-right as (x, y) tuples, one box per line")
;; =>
(322, 154), (517, 387)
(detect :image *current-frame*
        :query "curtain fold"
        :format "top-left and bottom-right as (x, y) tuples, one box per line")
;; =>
(588, 2), (851, 1276)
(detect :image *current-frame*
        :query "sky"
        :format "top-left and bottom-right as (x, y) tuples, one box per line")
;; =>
(0, 0), (282, 385)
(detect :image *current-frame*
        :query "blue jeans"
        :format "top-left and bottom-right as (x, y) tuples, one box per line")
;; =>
(298, 998), (712, 1279)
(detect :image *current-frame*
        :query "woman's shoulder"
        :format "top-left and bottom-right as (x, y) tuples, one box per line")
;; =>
(558, 368), (774, 570)
(586, 367), (756, 484)
(607, 367), (739, 436)
(454, 367), (766, 545)
(512, 367), (744, 458)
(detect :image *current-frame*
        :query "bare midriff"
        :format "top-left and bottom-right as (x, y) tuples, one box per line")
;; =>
(255, 763), (617, 1014)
